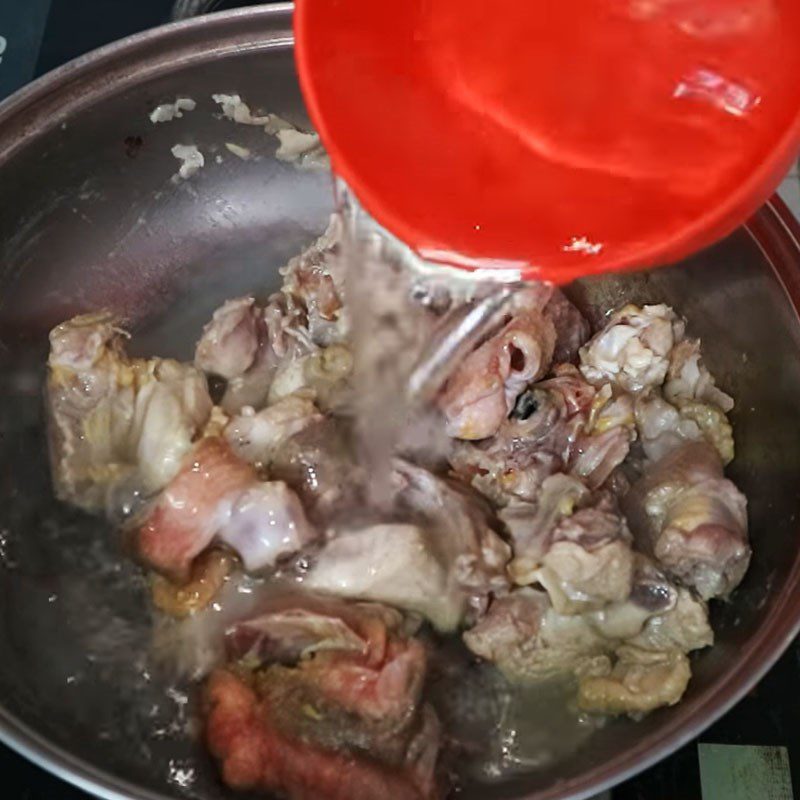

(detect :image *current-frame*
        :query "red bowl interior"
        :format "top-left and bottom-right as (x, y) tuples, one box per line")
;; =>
(296, 0), (800, 282)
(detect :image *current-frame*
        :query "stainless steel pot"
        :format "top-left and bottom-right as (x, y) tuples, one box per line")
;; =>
(1, 6), (800, 800)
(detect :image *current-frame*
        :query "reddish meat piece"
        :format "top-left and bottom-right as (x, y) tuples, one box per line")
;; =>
(137, 438), (255, 580)
(211, 597), (441, 798)
(137, 436), (315, 580)
(205, 669), (437, 800)
(226, 595), (428, 721)
(300, 635), (427, 721)
(438, 310), (556, 440)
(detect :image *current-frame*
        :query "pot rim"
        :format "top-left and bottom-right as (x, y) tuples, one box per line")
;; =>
(0, 6), (799, 800)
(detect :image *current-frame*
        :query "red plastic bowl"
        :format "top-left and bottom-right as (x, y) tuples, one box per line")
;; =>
(296, 0), (800, 282)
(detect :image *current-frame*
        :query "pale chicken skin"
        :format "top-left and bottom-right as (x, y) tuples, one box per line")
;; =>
(47, 313), (213, 517)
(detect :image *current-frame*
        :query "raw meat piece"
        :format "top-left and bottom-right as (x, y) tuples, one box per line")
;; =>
(205, 669), (438, 800)
(47, 313), (212, 516)
(623, 441), (749, 599)
(451, 365), (635, 502)
(306, 463), (510, 631)
(137, 437), (316, 580)
(463, 588), (610, 682)
(438, 307), (556, 440)
(579, 304), (684, 393)
(224, 395), (323, 466)
(206, 598), (441, 799)
(635, 391), (734, 464)
(665, 338), (734, 412)
(577, 646), (691, 715)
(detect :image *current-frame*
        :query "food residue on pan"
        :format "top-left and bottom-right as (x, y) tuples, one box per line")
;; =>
(170, 143), (204, 179)
(150, 97), (197, 124)
(224, 142), (252, 160)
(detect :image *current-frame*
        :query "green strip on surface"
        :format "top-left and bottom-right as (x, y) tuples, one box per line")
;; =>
(699, 744), (794, 800)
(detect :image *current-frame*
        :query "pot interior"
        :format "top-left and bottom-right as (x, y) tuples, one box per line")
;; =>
(1, 11), (800, 800)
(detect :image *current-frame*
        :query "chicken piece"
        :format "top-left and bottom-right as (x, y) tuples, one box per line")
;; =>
(279, 216), (347, 347)
(137, 437), (316, 581)
(535, 501), (635, 614)
(448, 374), (583, 506)
(538, 364), (600, 416)
(634, 391), (734, 465)
(542, 368), (637, 489)
(437, 307), (556, 440)
(47, 313), (212, 516)
(306, 463), (511, 632)
(448, 404), (568, 508)
(195, 294), (311, 414)
(627, 583), (713, 653)
(305, 524), (474, 633)
(543, 288), (592, 364)
(151, 549), (238, 618)
(535, 369), (636, 489)
(577, 646), (692, 716)
(224, 395), (323, 465)
(206, 598), (441, 799)
(587, 554), (713, 653)
(463, 588), (611, 682)
(505, 478), (634, 614)
(195, 297), (264, 380)
(571, 425), (635, 490)
(283, 256), (341, 325)
(584, 384), (636, 434)
(678, 402), (735, 465)
(451, 365), (634, 503)
(499, 283), (590, 363)
(266, 343), (353, 411)
(635, 392), (705, 462)
(268, 416), (365, 523)
(502, 473), (590, 563)
(195, 219), (347, 413)
(665, 338), (734, 413)
(579, 304), (685, 393)
(451, 442), (562, 508)
(217, 481), (314, 571)
(465, 557), (710, 688)
(623, 442), (749, 599)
